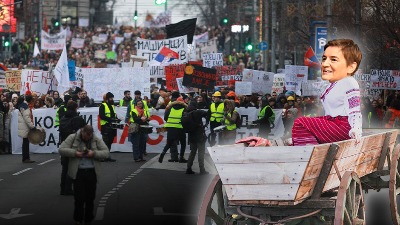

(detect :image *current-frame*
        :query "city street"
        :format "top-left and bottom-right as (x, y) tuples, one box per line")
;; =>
(0, 152), (217, 225)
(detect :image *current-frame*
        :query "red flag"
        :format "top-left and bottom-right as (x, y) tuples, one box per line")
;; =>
(304, 46), (321, 68)
(43, 16), (48, 32)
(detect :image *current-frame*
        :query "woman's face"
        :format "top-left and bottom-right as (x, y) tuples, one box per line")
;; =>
(137, 101), (143, 108)
(321, 46), (357, 82)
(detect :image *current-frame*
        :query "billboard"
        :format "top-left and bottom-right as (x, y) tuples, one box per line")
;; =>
(0, 0), (17, 33)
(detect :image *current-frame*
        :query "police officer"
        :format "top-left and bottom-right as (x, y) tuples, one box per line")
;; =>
(99, 92), (119, 162)
(207, 91), (224, 146)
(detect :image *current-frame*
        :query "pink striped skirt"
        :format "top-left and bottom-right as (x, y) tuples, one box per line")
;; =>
(291, 116), (351, 146)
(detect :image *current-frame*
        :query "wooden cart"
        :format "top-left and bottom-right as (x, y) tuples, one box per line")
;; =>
(198, 129), (400, 225)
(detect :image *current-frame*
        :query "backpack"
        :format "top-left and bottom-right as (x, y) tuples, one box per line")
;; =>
(235, 111), (242, 129)
(182, 111), (197, 133)
(59, 115), (84, 142)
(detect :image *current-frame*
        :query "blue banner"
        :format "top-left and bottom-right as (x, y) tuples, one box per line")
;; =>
(68, 60), (76, 81)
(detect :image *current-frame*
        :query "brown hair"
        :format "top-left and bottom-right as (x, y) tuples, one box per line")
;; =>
(223, 99), (236, 113)
(324, 39), (362, 75)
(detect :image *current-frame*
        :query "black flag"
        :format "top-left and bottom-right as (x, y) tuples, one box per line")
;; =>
(165, 18), (197, 44)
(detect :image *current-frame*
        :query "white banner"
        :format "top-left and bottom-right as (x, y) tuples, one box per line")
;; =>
(242, 69), (274, 95)
(71, 38), (85, 49)
(20, 70), (52, 96)
(272, 73), (285, 95)
(235, 82), (252, 95)
(94, 50), (106, 59)
(301, 80), (329, 96)
(136, 35), (188, 64)
(370, 69), (400, 90)
(92, 35), (108, 44)
(284, 65), (308, 96)
(11, 107), (284, 154)
(41, 30), (67, 50)
(202, 53), (223, 68)
(114, 36), (124, 45)
(176, 77), (195, 93)
(196, 38), (218, 60)
(83, 67), (150, 102)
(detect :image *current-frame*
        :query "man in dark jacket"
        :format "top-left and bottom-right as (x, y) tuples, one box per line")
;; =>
(158, 98), (187, 163)
(59, 100), (86, 195)
(186, 106), (209, 175)
(99, 92), (120, 162)
(78, 89), (95, 107)
(253, 97), (275, 138)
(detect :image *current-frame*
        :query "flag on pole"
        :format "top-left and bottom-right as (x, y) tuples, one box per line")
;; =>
(165, 18), (197, 44)
(149, 46), (179, 66)
(53, 45), (70, 91)
(33, 42), (40, 57)
(304, 46), (321, 68)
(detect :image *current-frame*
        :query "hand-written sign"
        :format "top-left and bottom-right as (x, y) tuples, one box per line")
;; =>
(370, 69), (400, 90)
(214, 66), (243, 86)
(182, 65), (216, 90)
(165, 64), (185, 90)
(202, 53), (223, 68)
(5, 70), (21, 91)
(20, 70), (52, 96)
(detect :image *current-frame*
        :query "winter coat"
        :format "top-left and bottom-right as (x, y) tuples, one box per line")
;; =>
(17, 102), (35, 138)
(58, 130), (109, 180)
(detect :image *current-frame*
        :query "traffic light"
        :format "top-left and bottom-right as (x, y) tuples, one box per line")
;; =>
(223, 18), (228, 24)
(133, 10), (138, 21)
(3, 39), (10, 47)
(245, 43), (253, 51)
(51, 18), (60, 27)
(155, 0), (166, 5)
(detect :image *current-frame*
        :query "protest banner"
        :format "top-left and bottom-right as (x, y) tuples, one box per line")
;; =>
(242, 69), (274, 95)
(195, 38), (218, 60)
(284, 65), (308, 96)
(11, 107), (284, 154)
(182, 65), (216, 90)
(94, 50), (106, 59)
(71, 38), (85, 49)
(214, 66), (243, 86)
(144, 10), (171, 28)
(83, 67), (150, 101)
(202, 53), (223, 68)
(41, 30), (67, 50)
(136, 35), (188, 63)
(68, 60), (76, 81)
(114, 36), (124, 45)
(272, 73), (285, 94)
(235, 82), (252, 95)
(165, 64), (185, 90)
(370, 69), (400, 90)
(301, 80), (329, 96)
(176, 77), (195, 93)
(20, 70), (52, 96)
(92, 35), (108, 44)
(353, 72), (381, 99)
(6, 70), (22, 91)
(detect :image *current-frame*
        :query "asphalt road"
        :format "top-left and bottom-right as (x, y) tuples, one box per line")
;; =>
(0, 152), (217, 225)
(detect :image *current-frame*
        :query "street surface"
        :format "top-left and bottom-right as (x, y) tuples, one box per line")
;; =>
(0, 152), (217, 225)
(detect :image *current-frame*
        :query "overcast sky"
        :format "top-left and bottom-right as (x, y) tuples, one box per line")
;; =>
(113, 0), (202, 26)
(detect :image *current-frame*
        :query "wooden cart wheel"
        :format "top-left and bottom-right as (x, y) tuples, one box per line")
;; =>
(389, 144), (400, 225)
(197, 175), (229, 225)
(334, 171), (365, 225)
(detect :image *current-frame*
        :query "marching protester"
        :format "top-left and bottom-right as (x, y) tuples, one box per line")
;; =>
(53, 91), (63, 107)
(220, 99), (239, 145)
(78, 89), (95, 108)
(59, 100), (86, 196)
(16, 94), (36, 163)
(99, 92), (120, 162)
(55, 94), (72, 127)
(185, 106), (209, 175)
(119, 90), (132, 107)
(207, 91), (224, 146)
(158, 97), (187, 163)
(128, 100), (150, 162)
(252, 96), (275, 138)
(58, 124), (109, 225)
(291, 39), (363, 146)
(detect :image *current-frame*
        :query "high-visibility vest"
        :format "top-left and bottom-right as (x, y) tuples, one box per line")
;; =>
(225, 111), (237, 131)
(119, 99), (130, 107)
(210, 102), (224, 122)
(129, 108), (150, 123)
(55, 105), (66, 126)
(164, 108), (184, 128)
(100, 103), (116, 126)
(130, 100), (149, 114)
(258, 105), (275, 124)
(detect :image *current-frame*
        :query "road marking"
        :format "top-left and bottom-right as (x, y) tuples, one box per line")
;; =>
(94, 207), (104, 220)
(101, 197), (108, 200)
(0, 208), (33, 219)
(37, 159), (55, 165)
(153, 207), (197, 217)
(108, 191), (116, 194)
(12, 168), (32, 176)
(104, 194), (111, 197)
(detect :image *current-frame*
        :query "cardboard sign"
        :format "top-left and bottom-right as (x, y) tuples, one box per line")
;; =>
(182, 65), (216, 90)
(165, 64), (185, 90)
(202, 53), (223, 68)
(5, 70), (21, 91)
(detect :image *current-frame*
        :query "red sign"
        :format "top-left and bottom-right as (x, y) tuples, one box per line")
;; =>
(0, 0), (17, 33)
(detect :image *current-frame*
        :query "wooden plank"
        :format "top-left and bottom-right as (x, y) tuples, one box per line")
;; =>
(224, 184), (299, 201)
(208, 146), (314, 164)
(215, 162), (307, 184)
(294, 179), (317, 201)
(307, 143), (331, 166)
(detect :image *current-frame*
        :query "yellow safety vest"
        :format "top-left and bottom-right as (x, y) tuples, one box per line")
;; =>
(100, 103), (116, 126)
(55, 105), (66, 126)
(210, 102), (224, 122)
(130, 100), (150, 115)
(225, 111), (237, 131)
(129, 108), (150, 123)
(164, 108), (184, 128)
